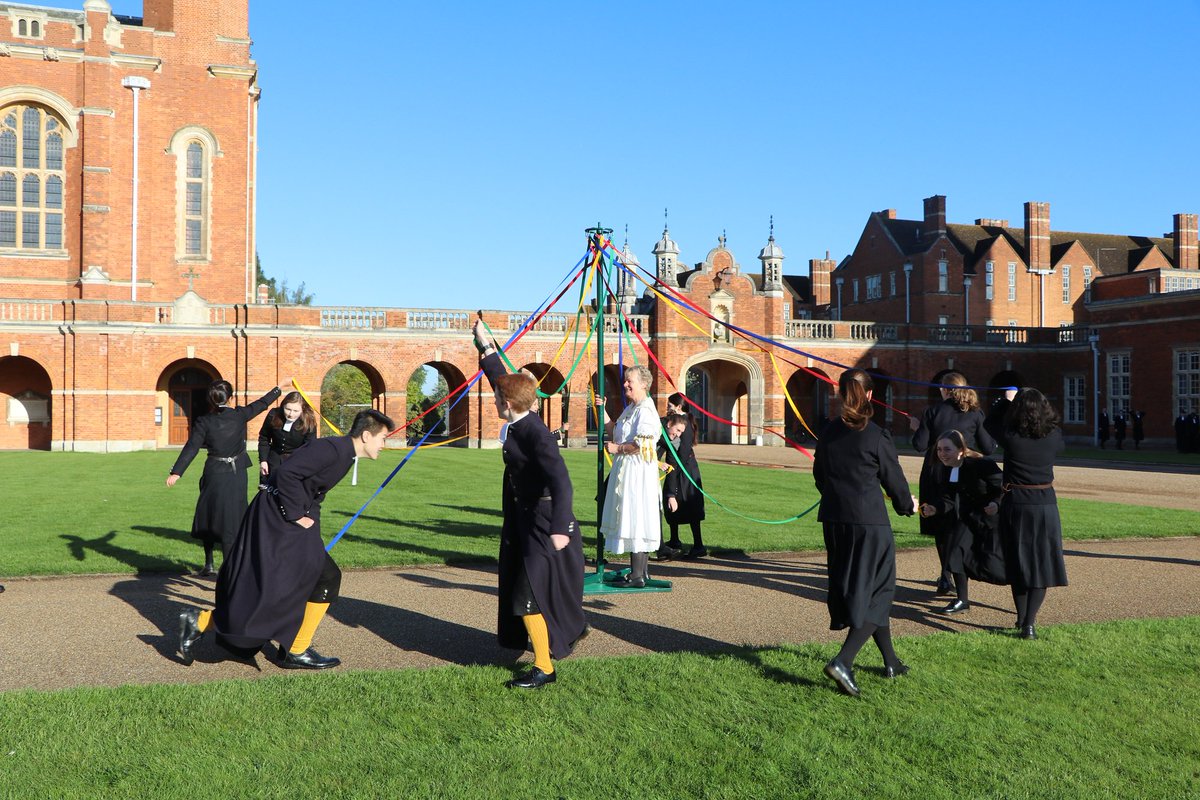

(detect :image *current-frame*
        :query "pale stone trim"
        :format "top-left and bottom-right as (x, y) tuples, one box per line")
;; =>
(208, 64), (256, 80)
(82, 165), (110, 173)
(111, 53), (162, 71)
(0, 86), (79, 146)
(80, 106), (114, 117)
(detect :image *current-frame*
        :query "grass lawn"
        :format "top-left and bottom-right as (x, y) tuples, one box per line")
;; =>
(1, 449), (1196, 578)
(0, 617), (1196, 799)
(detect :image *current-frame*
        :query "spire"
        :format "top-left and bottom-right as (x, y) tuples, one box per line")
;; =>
(758, 215), (784, 292)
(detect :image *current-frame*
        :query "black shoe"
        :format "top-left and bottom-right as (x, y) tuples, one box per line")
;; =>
(281, 647), (341, 669)
(508, 666), (557, 689)
(883, 661), (910, 679)
(609, 573), (646, 588)
(824, 658), (860, 697)
(941, 599), (970, 615)
(178, 608), (204, 666)
(197, 565), (217, 578)
(935, 577), (954, 596)
(656, 544), (682, 561)
(684, 545), (708, 559)
(1020, 625), (1038, 640)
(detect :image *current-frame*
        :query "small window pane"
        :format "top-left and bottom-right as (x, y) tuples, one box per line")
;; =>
(0, 131), (15, 167)
(45, 176), (62, 209)
(45, 213), (61, 248)
(0, 210), (14, 246)
(3, 112), (14, 128)
(185, 219), (201, 254)
(185, 182), (202, 215)
(186, 143), (203, 178)
(22, 175), (39, 206)
(22, 213), (39, 247)
(47, 117), (58, 131)
(18, 19), (27, 36)
(31, 20), (40, 37)
(0, 174), (15, 206)
(46, 133), (62, 170)
(22, 108), (40, 169)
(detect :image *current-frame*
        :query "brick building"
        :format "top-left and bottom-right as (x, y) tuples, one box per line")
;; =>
(1, 2), (1195, 454)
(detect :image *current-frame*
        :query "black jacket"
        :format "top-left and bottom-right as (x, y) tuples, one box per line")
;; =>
(814, 418), (914, 524)
(170, 387), (281, 476)
(257, 408), (317, 470)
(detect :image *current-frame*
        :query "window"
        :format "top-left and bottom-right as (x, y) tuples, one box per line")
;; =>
(938, 260), (948, 292)
(1064, 375), (1086, 424)
(1008, 262), (1017, 301)
(1176, 349), (1200, 415)
(1108, 352), (1131, 417)
(0, 105), (65, 250)
(852, 279), (859, 303)
(170, 128), (217, 260)
(889, 271), (896, 297)
(985, 261), (994, 300)
(866, 274), (882, 300)
(1083, 265), (1093, 303)
(1062, 265), (1071, 303)
(184, 141), (206, 256)
(937, 315), (949, 326)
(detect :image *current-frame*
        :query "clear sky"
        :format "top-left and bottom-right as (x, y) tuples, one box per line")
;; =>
(97, 1), (1200, 311)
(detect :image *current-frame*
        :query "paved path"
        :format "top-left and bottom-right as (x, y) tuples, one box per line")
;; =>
(2, 536), (1198, 693)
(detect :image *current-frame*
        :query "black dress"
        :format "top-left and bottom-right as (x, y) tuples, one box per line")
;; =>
(481, 353), (587, 660)
(214, 435), (355, 653)
(927, 456), (1004, 580)
(985, 401), (1068, 590)
(169, 388), (281, 553)
(659, 416), (705, 525)
(814, 418), (915, 630)
(257, 409), (316, 473)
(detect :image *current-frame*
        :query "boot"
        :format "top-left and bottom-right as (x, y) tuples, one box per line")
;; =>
(633, 551), (650, 585)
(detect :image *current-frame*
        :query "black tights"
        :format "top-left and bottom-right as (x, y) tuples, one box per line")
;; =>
(667, 522), (703, 548)
(203, 543), (215, 570)
(952, 571), (969, 602)
(836, 623), (900, 668)
(1012, 586), (1047, 627)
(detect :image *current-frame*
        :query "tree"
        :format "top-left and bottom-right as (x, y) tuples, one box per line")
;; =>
(320, 364), (371, 436)
(256, 253), (314, 305)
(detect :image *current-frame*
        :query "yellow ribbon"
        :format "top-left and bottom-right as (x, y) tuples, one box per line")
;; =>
(291, 378), (343, 436)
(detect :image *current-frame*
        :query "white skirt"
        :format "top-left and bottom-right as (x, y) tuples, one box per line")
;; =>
(601, 454), (662, 554)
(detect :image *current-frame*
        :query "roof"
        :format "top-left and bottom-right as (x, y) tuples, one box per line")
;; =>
(783, 275), (812, 301)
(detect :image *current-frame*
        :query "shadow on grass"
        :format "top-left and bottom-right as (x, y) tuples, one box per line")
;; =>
(61, 531), (195, 574)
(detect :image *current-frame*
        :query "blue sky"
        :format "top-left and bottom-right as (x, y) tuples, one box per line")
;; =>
(102, 1), (1200, 310)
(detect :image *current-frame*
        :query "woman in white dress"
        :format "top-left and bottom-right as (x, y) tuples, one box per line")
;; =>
(600, 365), (662, 588)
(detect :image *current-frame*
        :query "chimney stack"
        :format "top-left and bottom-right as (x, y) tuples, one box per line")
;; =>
(1024, 201), (1051, 272)
(923, 195), (947, 243)
(810, 254), (836, 308)
(975, 218), (1009, 228)
(1174, 213), (1198, 271)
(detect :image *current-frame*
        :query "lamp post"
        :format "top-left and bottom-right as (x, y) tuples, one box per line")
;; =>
(834, 277), (844, 321)
(1089, 333), (1101, 447)
(903, 262), (913, 323)
(121, 76), (150, 301)
(963, 275), (972, 327)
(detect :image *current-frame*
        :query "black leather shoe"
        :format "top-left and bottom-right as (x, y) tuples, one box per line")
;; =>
(656, 544), (682, 561)
(178, 608), (204, 666)
(935, 577), (954, 596)
(941, 599), (970, 615)
(684, 545), (708, 559)
(281, 647), (341, 669)
(508, 666), (557, 689)
(824, 658), (860, 697)
(883, 661), (910, 679)
(609, 575), (646, 588)
(197, 565), (217, 578)
(1020, 625), (1038, 640)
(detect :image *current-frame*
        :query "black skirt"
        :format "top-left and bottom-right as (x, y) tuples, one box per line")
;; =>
(191, 461), (249, 553)
(823, 522), (896, 630)
(1000, 489), (1068, 589)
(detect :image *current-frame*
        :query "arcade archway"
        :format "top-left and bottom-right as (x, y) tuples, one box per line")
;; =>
(157, 360), (220, 446)
(0, 355), (52, 450)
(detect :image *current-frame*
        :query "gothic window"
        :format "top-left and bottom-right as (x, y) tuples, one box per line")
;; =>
(0, 105), (66, 250)
(170, 129), (217, 260)
(184, 141), (206, 256)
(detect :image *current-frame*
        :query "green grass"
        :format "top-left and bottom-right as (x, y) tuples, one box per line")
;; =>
(1061, 446), (1200, 465)
(0, 617), (1196, 799)
(1, 449), (1196, 578)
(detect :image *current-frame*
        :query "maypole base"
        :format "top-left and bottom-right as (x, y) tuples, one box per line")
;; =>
(583, 565), (672, 594)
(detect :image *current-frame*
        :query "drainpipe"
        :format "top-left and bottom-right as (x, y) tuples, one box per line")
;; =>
(903, 262), (913, 323)
(1089, 333), (1101, 446)
(121, 76), (150, 301)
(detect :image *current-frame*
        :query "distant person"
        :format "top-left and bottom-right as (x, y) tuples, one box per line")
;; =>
(1132, 411), (1145, 450)
(918, 430), (1004, 615)
(167, 380), (285, 576)
(178, 409), (394, 670)
(599, 365), (663, 588)
(909, 372), (996, 596)
(1114, 411), (1127, 450)
(257, 391), (317, 479)
(815, 369), (916, 697)
(658, 393), (707, 559)
(1098, 409), (1110, 449)
(1189, 412), (1200, 453)
(985, 388), (1067, 640)
(472, 321), (587, 689)
(1175, 410), (1187, 452)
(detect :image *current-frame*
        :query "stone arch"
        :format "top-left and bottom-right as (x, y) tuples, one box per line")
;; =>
(679, 350), (765, 445)
(0, 86), (79, 146)
(520, 362), (568, 436)
(868, 367), (896, 430)
(406, 360), (470, 445)
(0, 354), (53, 450)
(156, 359), (220, 446)
(587, 365), (623, 437)
(319, 360), (387, 436)
(784, 366), (832, 444)
(989, 369), (1025, 408)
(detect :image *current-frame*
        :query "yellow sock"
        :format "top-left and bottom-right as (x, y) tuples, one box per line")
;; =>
(522, 613), (554, 674)
(197, 610), (213, 632)
(289, 602), (330, 655)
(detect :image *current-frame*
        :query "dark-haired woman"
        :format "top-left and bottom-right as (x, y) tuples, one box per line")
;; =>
(909, 372), (996, 595)
(167, 380), (285, 575)
(919, 430), (1004, 615)
(815, 369), (916, 697)
(658, 392), (707, 559)
(984, 387), (1067, 640)
(257, 391), (317, 479)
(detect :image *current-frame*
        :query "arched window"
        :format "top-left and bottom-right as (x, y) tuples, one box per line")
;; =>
(169, 128), (217, 260)
(184, 141), (206, 256)
(0, 105), (66, 250)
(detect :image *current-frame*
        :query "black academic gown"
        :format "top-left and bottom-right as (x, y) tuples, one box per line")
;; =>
(481, 353), (587, 660)
(170, 388), (281, 552)
(659, 416), (705, 525)
(927, 456), (1005, 581)
(213, 435), (355, 653)
(257, 408), (317, 472)
(912, 400), (996, 537)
